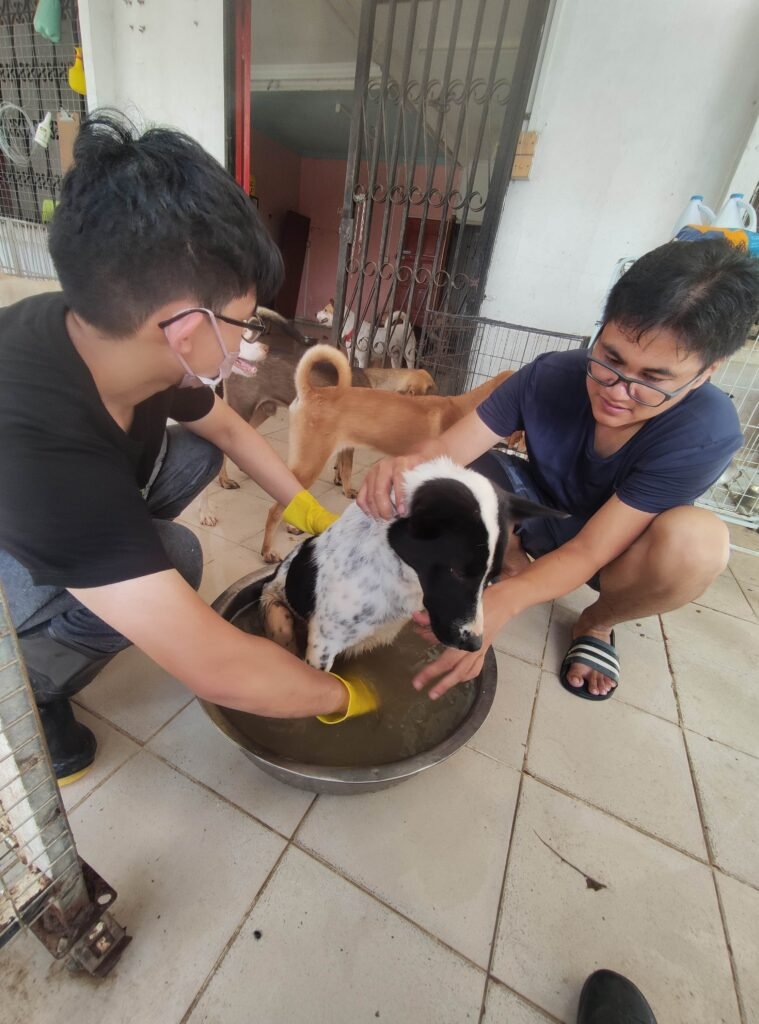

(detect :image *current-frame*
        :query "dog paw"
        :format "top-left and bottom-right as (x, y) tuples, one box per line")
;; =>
(219, 478), (240, 490)
(199, 512), (218, 527)
(262, 550), (282, 564)
(286, 525), (304, 535)
(344, 488), (358, 500)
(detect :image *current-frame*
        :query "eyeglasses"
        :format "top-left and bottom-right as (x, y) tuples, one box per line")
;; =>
(586, 346), (704, 408)
(158, 307), (267, 342)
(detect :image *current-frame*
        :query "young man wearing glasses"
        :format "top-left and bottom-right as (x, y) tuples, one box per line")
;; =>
(359, 239), (759, 701)
(0, 113), (373, 784)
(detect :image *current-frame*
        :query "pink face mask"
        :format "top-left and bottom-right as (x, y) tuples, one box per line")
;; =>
(157, 307), (266, 388)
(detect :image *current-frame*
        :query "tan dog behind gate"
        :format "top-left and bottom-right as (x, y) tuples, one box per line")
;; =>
(261, 344), (512, 561)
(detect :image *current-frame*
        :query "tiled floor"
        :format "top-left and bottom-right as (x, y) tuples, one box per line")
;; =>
(3, 417), (758, 1024)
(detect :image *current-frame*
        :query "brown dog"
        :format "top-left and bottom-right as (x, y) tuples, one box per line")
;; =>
(261, 344), (512, 561)
(198, 312), (439, 526)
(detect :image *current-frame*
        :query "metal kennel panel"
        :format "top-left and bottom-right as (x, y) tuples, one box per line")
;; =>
(333, 0), (551, 367)
(0, 583), (129, 975)
(0, 0), (86, 278)
(419, 308), (589, 396)
(697, 324), (759, 529)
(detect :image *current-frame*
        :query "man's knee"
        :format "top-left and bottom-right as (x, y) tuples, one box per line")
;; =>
(173, 426), (224, 482)
(646, 506), (730, 579)
(155, 521), (204, 591)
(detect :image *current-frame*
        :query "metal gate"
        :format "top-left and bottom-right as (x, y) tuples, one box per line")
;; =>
(0, 0), (85, 279)
(332, 0), (550, 377)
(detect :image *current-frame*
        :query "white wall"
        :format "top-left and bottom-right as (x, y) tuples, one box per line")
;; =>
(481, 0), (759, 336)
(78, 0), (226, 164)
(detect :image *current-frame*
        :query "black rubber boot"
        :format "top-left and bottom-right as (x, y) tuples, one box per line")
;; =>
(20, 628), (115, 785)
(37, 699), (97, 785)
(578, 970), (657, 1024)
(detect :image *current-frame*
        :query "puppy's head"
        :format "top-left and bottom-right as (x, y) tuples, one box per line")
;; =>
(238, 337), (269, 363)
(388, 459), (564, 652)
(315, 299), (335, 325)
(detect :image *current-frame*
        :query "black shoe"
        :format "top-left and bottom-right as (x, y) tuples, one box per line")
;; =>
(578, 970), (657, 1024)
(37, 699), (97, 785)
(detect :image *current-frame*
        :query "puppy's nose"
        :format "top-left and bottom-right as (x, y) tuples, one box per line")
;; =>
(458, 631), (482, 652)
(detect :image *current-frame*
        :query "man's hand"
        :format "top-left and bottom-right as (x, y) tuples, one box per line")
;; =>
(411, 609), (491, 698)
(410, 588), (512, 699)
(357, 454), (427, 519)
(282, 490), (338, 535)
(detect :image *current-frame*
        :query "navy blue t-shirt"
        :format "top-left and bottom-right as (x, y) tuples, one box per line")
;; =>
(476, 348), (742, 518)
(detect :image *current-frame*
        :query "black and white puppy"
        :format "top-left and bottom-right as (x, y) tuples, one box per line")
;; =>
(260, 457), (562, 672)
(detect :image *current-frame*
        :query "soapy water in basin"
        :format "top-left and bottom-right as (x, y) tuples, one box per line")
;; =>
(223, 601), (477, 767)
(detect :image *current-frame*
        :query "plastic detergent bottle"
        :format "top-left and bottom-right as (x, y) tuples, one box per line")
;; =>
(714, 193), (757, 231)
(671, 195), (714, 237)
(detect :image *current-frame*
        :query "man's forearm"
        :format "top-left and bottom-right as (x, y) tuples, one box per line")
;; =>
(224, 427), (302, 507)
(198, 632), (348, 718)
(487, 542), (600, 631)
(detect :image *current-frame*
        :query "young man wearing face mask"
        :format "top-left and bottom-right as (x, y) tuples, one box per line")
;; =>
(0, 112), (373, 784)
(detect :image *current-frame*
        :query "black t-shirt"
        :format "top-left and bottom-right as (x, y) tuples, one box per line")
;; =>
(0, 293), (214, 588)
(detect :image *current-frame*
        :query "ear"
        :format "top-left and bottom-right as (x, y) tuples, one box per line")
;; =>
(387, 517), (430, 573)
(495, 486), (569, 524)
(161, 310), (206, 356)
(701, 358), (722, 381)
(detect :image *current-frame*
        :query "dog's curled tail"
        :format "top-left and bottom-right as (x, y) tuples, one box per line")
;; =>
(295, 343), (352, 399)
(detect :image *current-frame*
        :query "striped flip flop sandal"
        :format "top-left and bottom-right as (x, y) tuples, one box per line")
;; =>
(560, 631), (619, 701)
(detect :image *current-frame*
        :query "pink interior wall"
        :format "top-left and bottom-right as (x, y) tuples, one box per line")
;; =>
(297, 160), (457, 322)
(251, 128), (301, 248)
(250, 128), (460, 321)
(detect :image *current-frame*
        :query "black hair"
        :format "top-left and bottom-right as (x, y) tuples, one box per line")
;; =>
(603, 238), (759, 365)
(48, 110), (284, 335)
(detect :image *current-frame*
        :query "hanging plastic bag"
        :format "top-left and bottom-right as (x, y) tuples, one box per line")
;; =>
(33, 0), (61, 45)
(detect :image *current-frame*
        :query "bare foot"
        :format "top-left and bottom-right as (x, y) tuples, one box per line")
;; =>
(565, 622), (618, 697)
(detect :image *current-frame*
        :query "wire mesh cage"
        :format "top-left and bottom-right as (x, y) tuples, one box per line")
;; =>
(0, 0), (84, 279)
(417, 309), (589, 396)
(697, 321), (759, 529)
(0, 583), (129, 975)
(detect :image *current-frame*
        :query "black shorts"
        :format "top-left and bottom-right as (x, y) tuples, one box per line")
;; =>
(468, 450), (601, 591)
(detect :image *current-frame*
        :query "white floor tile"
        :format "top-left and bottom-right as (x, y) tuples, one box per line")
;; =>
(76, 646), (193, 742)
(467, 651), (540, 771)
(673, 651), (759, 758)
(147, 700), (313, 837)
(662, 605), (759, 680)
(528, 677), (706, 857)
(493, 777), (740, 1024)
(61, 706), (140, 812)
(482, 979), (556, 1024)
(492, 600), (552, 666)
(0, 752), (285, 1024)
(297, 746), (521, 967)
(198, 542), (267, 604)
(715, 871), (759, 1023)
(687, 731), (759, 888)
(183, 486), (273, 545)
(186, 846), (486, 1024)
(693, 573), (757, 620)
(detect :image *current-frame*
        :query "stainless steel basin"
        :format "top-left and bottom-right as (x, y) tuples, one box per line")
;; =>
(200, 568), (497, 794)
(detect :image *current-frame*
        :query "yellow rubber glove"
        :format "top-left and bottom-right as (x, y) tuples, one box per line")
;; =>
(283, 490), (338, 536)
(317, 673), (378, 725)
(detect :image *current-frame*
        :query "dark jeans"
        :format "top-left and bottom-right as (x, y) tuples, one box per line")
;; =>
(0, 425), (223, 657)
(469, 449), (601, 591)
